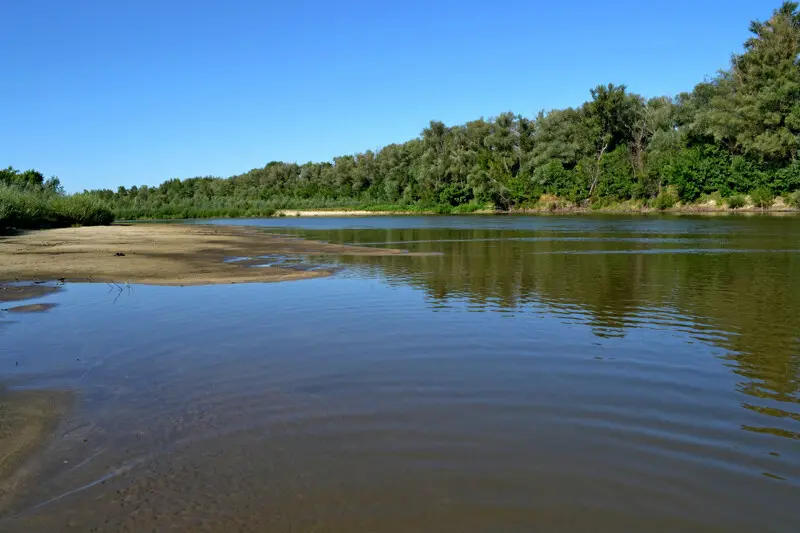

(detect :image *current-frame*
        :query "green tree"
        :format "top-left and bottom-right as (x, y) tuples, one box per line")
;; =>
(698, 2), (800, 163)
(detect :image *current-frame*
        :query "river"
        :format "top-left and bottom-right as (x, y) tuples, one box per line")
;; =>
(2, 215), (798, 532)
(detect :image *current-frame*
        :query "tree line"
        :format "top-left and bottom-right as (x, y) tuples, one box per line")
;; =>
(92, 3), (800, 218)
(7, 2), (800, 225)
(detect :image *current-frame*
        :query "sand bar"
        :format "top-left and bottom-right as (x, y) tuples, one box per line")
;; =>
(0, 224), (426, 286)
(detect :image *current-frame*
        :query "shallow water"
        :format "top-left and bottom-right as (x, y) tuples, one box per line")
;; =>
(1, 215), (799, 532)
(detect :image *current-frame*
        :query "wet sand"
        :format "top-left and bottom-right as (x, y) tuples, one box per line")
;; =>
(0, 285), (61, 303)
(4, 303), (59, 314)
(0, 224), (426, 286)
(0, 389), (72, 512)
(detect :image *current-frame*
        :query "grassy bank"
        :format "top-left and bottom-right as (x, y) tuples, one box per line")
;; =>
(0, 185), (114, 232)
(110, 198), (494, 219)
(110, 191), (800, 220)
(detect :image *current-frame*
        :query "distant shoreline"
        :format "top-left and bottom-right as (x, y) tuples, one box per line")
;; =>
(113, 204), (800, 222)
(274, 207), (800, 217)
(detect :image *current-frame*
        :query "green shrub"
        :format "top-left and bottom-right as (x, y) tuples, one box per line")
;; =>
(596, 146), (634, 199)
(51, 194), (114, 226)
(652, 188), (679, 210)
(1, 184), (113, 231)
(727, 195), (746, 209)
(450, 203), (486, 214)
(749, 187), (774, 208)
(787, 190), (800, 208)
(698, 191), (723, 205)
(663, 145), (730, 201)
(0, 185), (51, 230)
(773, 162), (800, 193)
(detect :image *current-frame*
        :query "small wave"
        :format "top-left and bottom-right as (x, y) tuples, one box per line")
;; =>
(527, 248), (800, 255)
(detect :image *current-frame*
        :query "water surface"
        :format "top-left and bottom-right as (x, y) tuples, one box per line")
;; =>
(1, 215), (799, 532)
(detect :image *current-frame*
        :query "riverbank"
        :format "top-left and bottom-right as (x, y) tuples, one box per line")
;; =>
(275, 209), (442, 217)
(0, 224), (426, 286)
(108, 196), (800, 220)
(273, 207), (800, 217)
(271, 201), (799, 217)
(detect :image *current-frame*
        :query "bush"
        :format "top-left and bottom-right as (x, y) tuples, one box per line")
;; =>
(698, 191), (723, 205)
(596, 146), (634, 199)
(437, 184), (472, 207)
(773, 162), (800, 193)
(51, 194), (114, 226)
(450, 203), (486, 214)
(787, 190), (800, 208)
(749, 187), (774, 208)
(652, 188), (679, 210)
(663, 145), (730, 201)
(1, 185), (50, 230)
(0, 184), (113, 231)
(727, 195), (746, 209)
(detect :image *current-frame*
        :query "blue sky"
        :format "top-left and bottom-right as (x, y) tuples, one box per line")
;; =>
(1, 0), (777, 191)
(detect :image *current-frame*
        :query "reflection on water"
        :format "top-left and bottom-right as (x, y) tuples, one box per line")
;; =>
(1, 215), (799, 532)
(286, 218), (800, 414)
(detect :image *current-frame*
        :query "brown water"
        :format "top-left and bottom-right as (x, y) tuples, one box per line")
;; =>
(1, 215), (799, 532)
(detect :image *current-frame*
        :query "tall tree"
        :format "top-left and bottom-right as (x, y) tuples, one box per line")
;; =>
(582, 84), (636, 196)
(699, 2), (800, 163)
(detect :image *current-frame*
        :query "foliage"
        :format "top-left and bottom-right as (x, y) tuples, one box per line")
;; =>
(661, 145), (733, 201)
(50, 194), (115, 226)
(692, 2), (800, 162)
(652, 187), (679, 210)
(749, 187), (775, 208)
(0, 166), (63, 194)
(0, 172), (113, 231)
(727, 195), (747, 208)
(698, 191), (723, 205)
(773, 161), (800, 192)
(788, 190), (800, 207)
(0, 184), (49, 230)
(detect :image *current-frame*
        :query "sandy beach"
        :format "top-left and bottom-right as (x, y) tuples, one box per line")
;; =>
(0, 224), (424, 286)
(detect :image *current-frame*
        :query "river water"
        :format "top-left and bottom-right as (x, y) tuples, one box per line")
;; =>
(1, 215), (798, 532)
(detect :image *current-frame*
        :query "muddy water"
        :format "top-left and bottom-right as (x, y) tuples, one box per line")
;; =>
(1, 215), (799, 532)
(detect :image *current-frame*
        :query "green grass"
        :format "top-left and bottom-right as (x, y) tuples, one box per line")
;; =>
(1, 185), (113, 231)
(357, 202), (490, 214)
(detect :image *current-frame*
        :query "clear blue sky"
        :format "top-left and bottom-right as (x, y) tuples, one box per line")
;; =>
(0, 0), (777, 192)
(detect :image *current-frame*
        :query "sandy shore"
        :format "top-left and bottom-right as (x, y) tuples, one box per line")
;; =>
(265, 206), (800, 217)
(0, 224), (425, 286)
(274, 209), (437, 217)
(0, 284), (61, 303)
